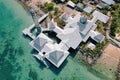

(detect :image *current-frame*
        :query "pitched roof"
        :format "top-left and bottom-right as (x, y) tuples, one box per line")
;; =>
(49, 50), (64, 63)
(90, 30), (105, 43)
(48, 21), (56, 30)
(94, 34), (105, 43)
(34, 37), (47, 47)
(45, 46), (69, 68)
(30, 33), (53, 52)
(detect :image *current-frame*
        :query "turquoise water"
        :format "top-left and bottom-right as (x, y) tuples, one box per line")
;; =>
(0, 0), (112, 80)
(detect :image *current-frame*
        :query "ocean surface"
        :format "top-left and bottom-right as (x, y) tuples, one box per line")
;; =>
(0, 0), (113, 80)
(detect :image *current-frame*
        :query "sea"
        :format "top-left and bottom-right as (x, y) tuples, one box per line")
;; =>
(0, 0), (114, 80)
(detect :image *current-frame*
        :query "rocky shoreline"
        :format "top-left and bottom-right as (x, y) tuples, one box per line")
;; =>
(18, 0), (44, 17)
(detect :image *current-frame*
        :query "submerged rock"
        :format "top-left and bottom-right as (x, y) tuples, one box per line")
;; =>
(29, 69), (38, 80)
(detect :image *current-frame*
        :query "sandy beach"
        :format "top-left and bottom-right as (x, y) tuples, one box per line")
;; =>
(32, 0), (51, 4)
(93, 43), (120, 79)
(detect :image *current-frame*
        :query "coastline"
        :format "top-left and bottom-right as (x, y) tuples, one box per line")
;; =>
(0, 0), (117, 80)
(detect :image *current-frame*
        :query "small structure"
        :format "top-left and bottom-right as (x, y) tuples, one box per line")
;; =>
(96, 2), (105, 9)
(75, 3), (84, 12)
(101, 0), (115, 5)
(92, 10), (109, 23)
(90, 30), (105, 43)
(87, 43), (96, 50)
(83, 6), (93, 13)
(66, 1), (76, 9)
(60, 13), (73, 22)
(60, 0), (66, 2)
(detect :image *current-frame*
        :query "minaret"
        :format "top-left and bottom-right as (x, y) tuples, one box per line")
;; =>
(30, 9), (41, 35)
(80, 15), (87, 24)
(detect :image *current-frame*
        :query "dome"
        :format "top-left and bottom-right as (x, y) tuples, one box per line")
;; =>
(80, 15), (87, 24)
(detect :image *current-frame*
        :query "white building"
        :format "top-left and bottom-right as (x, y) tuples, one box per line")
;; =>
(25, 10), (109, 68)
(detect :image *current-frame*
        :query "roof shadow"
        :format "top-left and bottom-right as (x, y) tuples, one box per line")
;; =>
(68, 48), (78, 58)
(34, 56), (45, 70)
(31, 49), (38, 54)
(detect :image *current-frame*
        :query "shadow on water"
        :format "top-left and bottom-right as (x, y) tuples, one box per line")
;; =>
(68, 48), (78, 58)
(29, 68), (38, 80)
(31, 49), (38, 54)
(30, 49), (45, 70)
(49, 59), (68, 75)
(22, 34), (33, 41)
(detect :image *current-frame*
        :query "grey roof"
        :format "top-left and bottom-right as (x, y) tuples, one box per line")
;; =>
(102, 0), (115, 5)
(31, 37), (47, 51)
(80, 15), (87, 24)
(49, 50), (64, 63)
(59, 42), (69, 51)
(70, 19), (94, 36)
(94, 34), (105, 43)
(34, 37), (47, 47)
(61, 13), (69, 21)
(64, 14), (97, 43)
(48, 20), (56, 30)
(92, 10), (109, 23)
(45, 47), (69, 68)
(90, 30), (105, 43)
(48, 20), (64, 34)
(57, 28), (82, 49)
(83, 6), (93, 13)
(30, 33), (53, 52)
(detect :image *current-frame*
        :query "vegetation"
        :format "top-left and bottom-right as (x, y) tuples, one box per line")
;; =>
(45, 2), (54, 11)
(39, 2), (59, 14)
(82, 41), (106, 57)
(71, 0), (83, 3)
(116, 59), (120, 80)
(39, 2), (54, 12)
(54, 7), (59, 14)
(114, 0), (120, 3)
(110, 4), (120, 36)
(102, 6), (111, 15)
(54, 16), (65, 29)
(96, 20), (105, 34)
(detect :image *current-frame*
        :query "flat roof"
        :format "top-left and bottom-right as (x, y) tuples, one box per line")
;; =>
(83, 6), (93, 13)
(87, 43), (96, 50)
(92, 10), (109, 23)
(67, 1), (76, 8)
(102, 0), (115, 5)
(57, 28), (82, 49)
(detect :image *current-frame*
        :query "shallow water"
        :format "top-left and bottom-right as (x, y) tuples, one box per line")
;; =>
(0, 0), (114, 80)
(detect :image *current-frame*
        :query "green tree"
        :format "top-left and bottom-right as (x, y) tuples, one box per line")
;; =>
(45, 2), (54, 11)
(54, 7), (59, 14)
(110, 4), (120, 36)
